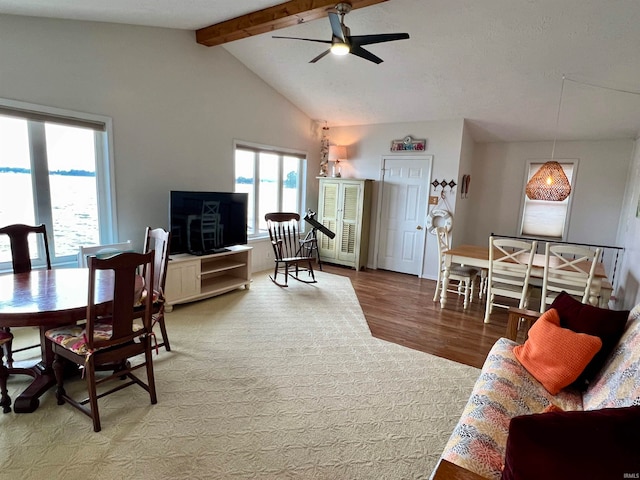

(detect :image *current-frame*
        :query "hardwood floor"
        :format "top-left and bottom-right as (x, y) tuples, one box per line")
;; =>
(320, 263), (519, 369)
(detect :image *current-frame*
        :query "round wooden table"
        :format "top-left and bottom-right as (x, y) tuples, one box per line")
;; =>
(0, 268), (114, 413)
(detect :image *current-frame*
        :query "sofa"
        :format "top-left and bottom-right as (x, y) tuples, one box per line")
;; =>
(433, 293), (640, 480)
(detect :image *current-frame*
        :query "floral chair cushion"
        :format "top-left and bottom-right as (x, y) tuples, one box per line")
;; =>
(45, 322), (142, 356)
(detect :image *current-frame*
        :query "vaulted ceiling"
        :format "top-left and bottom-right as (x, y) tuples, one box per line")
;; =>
(2, 0), (640, 142)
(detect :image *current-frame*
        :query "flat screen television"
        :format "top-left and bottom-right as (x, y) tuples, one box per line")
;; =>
(169, 191), (248, 255)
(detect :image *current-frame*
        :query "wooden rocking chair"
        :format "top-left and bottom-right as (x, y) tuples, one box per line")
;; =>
(265, 212), (317, 287)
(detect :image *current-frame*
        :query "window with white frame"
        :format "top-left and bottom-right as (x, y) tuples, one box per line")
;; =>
(234, 143), (307, 237)
(0, 99), (116, 269)
(520, 160), (576, 239)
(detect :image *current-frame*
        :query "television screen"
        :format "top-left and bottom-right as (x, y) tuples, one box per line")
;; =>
(169, 191), (248, 255)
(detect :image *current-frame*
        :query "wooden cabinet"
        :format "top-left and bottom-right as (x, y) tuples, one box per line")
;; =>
(165, 245), (252, 310)
(317, 178), (372, 271)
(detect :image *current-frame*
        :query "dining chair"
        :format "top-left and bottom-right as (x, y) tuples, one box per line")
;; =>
(265, 212), (317, 287)
(0, 223), (52, 363)
(484, 236), (537, 323)
(433, 226), (479, 309)
(77, 240), (133, 267)
(143, 227), (172, 352)
(45, 251), (157, 432)
(540, 242), (602, 312)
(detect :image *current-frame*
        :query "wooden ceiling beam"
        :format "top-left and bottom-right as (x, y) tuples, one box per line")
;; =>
(196, 0), (389, 47)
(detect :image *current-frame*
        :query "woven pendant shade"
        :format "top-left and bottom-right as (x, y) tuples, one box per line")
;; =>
(525, 161), (571, 201)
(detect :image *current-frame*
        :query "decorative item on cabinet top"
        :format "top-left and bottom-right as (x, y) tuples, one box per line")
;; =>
(328, 145), (347, 178)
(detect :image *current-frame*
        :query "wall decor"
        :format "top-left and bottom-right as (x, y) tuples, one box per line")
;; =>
(461, 174), (471, 198)
(390, 135), (426, 152)
(431, 178), (457, 191)
(319, 122), (330, 177)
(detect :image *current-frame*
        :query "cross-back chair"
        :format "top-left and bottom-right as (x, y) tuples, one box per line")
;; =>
(45, 251), (157, 432)
(540, 243), (602, 312)
(0, 223), (52, 363)
(484, 236), (537, 323)
(433, 227), (479, 309)
(265, 212), (317, 287)
(143, 227), (172, 351)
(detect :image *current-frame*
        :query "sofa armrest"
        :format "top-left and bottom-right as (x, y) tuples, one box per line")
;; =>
(505, 307), (542, 342)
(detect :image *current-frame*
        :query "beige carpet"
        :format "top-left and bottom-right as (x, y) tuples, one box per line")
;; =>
(0, 270), (479, 479)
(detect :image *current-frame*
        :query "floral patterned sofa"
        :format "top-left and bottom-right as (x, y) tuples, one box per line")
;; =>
(432, 297), (640, 480)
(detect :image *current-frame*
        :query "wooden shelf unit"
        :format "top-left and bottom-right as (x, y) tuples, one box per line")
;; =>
(164, 245), (252, 310)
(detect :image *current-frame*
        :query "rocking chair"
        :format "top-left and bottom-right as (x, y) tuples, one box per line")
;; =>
(265, 212), (317, 287)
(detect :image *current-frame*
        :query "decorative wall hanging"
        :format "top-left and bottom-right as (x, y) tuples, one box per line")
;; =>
(427, 208), (453, 235)
(460, 174), (471, 198)
(428, 178), (455, 235)
(431, 178), (457, 192)
(319, 122), (330, 177)
(390, 135), (427, 152)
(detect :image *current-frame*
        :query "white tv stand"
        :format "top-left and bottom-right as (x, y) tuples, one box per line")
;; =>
(164, 245), (252, 311)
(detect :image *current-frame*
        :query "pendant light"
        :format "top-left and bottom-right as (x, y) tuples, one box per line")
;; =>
(525, 76), (572, 202)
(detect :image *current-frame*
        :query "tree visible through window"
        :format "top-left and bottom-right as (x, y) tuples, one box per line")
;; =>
(0, 99), (116, 268)
(520, 160), (576, 239)
(234, 143), (307, 237)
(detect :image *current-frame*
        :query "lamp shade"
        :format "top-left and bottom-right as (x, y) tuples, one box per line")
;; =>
(525, 161), (571, 201)
(328, 145), (347, 161)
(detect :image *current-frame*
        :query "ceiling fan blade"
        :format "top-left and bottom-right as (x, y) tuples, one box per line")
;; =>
(349, 45), (384, 64)
(309, 49), (332, 63)
(272, 36), (332, 44)
(350, 33), (410, 47)
(328, 12), (345, 42)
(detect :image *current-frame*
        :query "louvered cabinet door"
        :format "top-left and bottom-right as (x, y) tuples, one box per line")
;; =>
(318, 180), (339, 261)
(317, 178), (372, 271)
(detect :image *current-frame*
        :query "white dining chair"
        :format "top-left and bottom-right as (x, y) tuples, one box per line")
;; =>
(484, 236), (537, 323)
(77, 240), (133, 267)
(433, 227), (479, 309)
(540, 243), (602, 312)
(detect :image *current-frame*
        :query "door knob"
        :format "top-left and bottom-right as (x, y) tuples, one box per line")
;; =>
(416, 225), (423, 230)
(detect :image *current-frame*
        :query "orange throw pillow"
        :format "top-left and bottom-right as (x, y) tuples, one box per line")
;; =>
(513, 308), (602, 395)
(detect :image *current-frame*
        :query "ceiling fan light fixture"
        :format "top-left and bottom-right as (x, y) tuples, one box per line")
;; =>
(330, 42), (350, 56)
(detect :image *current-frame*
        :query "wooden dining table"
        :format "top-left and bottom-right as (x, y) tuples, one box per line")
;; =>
(0, 268), (116, 413)
(440, 244), (611, 311)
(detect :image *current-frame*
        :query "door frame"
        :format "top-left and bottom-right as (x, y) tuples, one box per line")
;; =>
(373, 154), (433, 276)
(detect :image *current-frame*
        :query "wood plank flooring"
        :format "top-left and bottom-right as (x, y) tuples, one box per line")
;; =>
(320, 264), (518, 369)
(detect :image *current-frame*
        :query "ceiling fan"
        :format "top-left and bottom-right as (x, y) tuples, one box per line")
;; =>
(272, 2), (410, 64)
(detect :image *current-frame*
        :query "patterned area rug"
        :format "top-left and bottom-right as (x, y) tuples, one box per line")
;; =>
(1, 271), (479, 479)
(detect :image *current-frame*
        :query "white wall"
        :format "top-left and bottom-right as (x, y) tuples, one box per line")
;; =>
(451, 121), (477, 244)
(324, 119), (464, 279)
(466, 140), (634, 248)
(0, 15), (318, 261)
(615, 139), (640, 309)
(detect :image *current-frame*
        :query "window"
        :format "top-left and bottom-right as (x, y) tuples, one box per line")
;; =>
(520, 160), (576, 239)
(234, 142), (307, 237)
(0, 99), (116, 269)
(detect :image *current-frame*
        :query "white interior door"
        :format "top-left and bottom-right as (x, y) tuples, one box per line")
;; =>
(376, 156), (432, 275)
